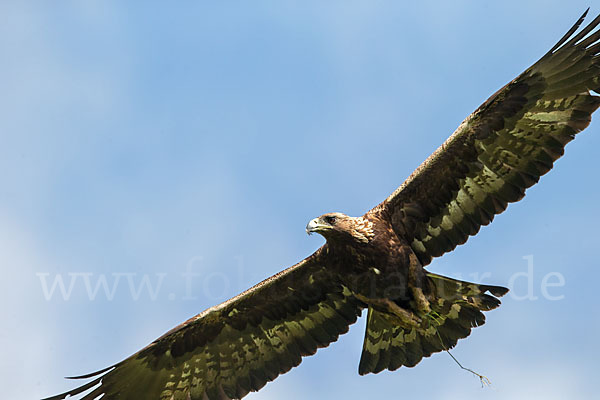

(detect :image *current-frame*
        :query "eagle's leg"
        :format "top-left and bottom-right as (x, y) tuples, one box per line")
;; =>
(366, 297), (422, 327)
(408, 252), (431, 315)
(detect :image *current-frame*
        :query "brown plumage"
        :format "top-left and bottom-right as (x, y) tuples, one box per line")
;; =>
(45, 9), (600, 400)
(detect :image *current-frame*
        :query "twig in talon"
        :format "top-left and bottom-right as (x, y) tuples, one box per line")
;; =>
(435, 329), (491, 387)
(445, 349), (491, 388)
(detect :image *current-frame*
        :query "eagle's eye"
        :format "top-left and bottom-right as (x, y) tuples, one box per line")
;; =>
(324, 215), (336, 225)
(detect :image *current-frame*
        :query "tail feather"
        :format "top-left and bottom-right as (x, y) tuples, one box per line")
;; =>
(358, 273), (507, 375)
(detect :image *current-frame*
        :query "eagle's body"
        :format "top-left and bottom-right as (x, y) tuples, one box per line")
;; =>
(46, 10), (600, 400)
(316, 213), (415, 302)
(315, 213), (427, 316)
(306, 211), (507, 374)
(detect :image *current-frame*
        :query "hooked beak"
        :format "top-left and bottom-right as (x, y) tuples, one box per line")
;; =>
(306, 218), (327, 235)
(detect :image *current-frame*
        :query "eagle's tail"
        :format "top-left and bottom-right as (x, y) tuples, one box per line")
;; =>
(358, 273), (508, 375)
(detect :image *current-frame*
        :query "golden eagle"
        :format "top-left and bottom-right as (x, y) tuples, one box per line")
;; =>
(46, 10), (600, 400)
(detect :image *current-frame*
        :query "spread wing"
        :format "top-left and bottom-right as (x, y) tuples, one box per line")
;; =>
(372, 10), (600, 266)
(44, 248), (364, 400)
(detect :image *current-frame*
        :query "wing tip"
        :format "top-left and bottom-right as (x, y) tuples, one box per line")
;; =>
(546, 8), (594, 55)
(41, 365), (115, 400)
(40, 376), (104, 400)
(65, 365), (115, 380)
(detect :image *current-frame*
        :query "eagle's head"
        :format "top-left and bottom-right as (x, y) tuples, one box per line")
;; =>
(306, 212), (375, 244)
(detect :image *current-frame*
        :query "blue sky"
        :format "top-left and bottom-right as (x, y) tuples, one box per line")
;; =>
(2, 2), (599, 399)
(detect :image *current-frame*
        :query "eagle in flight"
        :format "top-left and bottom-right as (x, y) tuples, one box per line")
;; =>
(46, 10), (600, 400)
